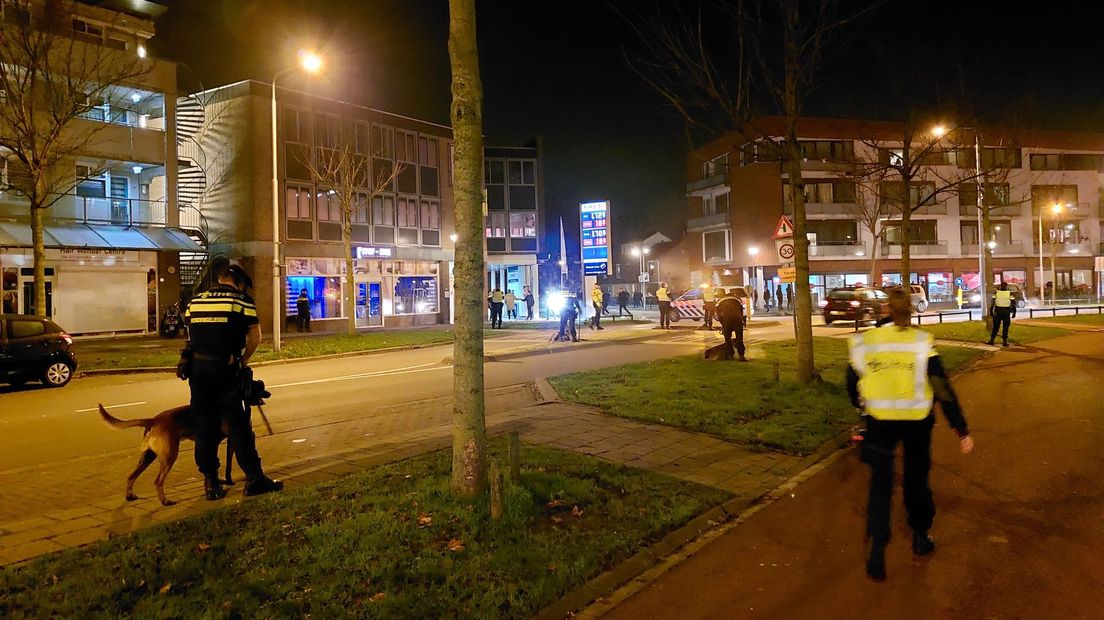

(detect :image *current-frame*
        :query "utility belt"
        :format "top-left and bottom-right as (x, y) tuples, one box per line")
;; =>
(192, 351), (237, 365)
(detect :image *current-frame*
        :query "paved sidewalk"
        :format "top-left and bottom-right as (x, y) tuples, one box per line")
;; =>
(0, 384), (807, 567)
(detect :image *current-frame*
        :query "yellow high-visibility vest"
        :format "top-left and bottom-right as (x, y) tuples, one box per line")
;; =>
(491, 291), (504, 303)
(702, 287), (716, 302)
(591, 287), (603, 304)
(656, 287), (670, 302)
(994, 289), (1012, 308)
(848, 326), (936, 421)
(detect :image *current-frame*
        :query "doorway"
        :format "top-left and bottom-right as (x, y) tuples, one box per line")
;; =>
(20, 267), (54, 317)
(355, 280), (382, 327)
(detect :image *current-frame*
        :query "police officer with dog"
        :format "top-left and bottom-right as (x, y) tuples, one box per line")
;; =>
(555, 291), (582, 342)
(183, 263), (283, 500)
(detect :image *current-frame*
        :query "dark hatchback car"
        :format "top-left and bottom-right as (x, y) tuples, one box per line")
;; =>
(0, 315), (77, 388)
(820, 287), (891, 325)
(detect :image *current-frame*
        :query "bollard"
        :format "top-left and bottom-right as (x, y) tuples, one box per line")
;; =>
(773, 361), (780, 383)
(508, 432), (521, 482)
(490, 458), (504, 521)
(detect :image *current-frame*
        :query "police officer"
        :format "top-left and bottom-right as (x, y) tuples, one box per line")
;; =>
(715, 288), (747, 361)
(590, 282), (605, 330)
(986, 282), (1016, 347)
(700, 283), (717, 330)
(488, 287), (505, 329)
(847, 287), (974, 581)
(556, 291), (582, 341)
(656, 282), (672, 329)
(184, 263), (283, 500)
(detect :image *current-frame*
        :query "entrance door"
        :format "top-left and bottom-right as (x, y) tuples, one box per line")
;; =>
(355, 280), (383, 327)
(20, 268), (54, 317)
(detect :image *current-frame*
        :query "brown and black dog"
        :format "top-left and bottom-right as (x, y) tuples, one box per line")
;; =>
(98, 404), (236, 506)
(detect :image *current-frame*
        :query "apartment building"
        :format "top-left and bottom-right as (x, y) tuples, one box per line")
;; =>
(178, 80), (457, 333)
(0, 0), (191, 334)
(484, 141), (544, 308)
(685, 118), (1104, 305)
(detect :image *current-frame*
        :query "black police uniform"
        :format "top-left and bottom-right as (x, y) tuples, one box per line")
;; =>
(184, 283), (268, 490)
(715, 294), (746, 360)
(556, 294), (582, 341)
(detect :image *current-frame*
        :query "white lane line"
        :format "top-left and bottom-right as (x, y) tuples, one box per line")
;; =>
(75, 401), (146, 413)
(267, 363), (450, 389)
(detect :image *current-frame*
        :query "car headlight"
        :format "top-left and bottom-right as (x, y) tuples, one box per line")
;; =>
(970, 295), (981, 302)
(817, 300), (828, 308)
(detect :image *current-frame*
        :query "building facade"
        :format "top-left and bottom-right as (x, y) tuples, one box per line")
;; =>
(484, 142), (544, 315)
(0, 0), (192, 335)
(178, 80), (457, 333)
(684, 118), (1104, 306)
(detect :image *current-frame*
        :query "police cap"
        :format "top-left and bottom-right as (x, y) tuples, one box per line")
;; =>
(219, 263), (254, 291)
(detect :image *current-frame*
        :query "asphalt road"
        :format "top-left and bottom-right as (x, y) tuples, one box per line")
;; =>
(605, 331), (1104, 619)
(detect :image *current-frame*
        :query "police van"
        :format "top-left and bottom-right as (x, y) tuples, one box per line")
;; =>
(669, 285), (753, 323)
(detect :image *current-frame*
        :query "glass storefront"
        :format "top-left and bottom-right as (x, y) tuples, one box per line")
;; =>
(925, 272), (953, 303)
(394, 276), (438, 315)
(284, 256), (440, 324)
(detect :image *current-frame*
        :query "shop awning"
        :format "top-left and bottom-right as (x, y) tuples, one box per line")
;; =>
(0, 220), (202, 251)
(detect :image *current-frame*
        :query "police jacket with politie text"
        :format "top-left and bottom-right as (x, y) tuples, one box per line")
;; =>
(184, 284), (259, 357)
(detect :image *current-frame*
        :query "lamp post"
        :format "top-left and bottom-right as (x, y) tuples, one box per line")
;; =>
(748, 246), (760, 306)
(631, 245), (650, 301)
(271, 50), (323, 352)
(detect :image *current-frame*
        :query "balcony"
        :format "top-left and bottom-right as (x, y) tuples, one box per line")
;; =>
(686, 165), (729, 196)
(958, 203), (1023, 217)
(880, 241), (948, 257)
(961, 240), (1025, 256)
(1033, 241), (1094, 256)
(809, 241), (867, 258)
(1031, 202), (1097, 217)
(784, 201), (859, 216)
(880, 202), (947, 215)
(687, 212), (729, 232)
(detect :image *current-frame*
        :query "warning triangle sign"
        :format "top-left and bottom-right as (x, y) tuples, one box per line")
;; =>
(772, 215), (795, 239)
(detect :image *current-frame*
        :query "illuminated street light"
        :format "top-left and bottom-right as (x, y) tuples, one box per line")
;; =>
(748, 246), (759, 256)
(298, 50), (324, 74)
(449, 233), (458, 243)
(930, 124), (947, 138)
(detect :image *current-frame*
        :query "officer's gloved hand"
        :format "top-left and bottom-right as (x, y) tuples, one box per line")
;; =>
(176, 347), (192, 381)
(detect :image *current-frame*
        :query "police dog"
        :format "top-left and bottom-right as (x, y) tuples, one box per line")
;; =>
(98, 404), (235, 506)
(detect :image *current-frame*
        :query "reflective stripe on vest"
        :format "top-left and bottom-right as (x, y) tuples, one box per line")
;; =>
(848, 326), (935, 421)
(994, 289), (1012, 308)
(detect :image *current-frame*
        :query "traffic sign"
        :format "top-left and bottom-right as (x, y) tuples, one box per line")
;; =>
(772, 215), (795, 239)
(774, 237), (795, 265)
(779, 266), (796, 283)
(954, 277), (963, 288)
(778, 242), (795, 261)
(638, 273), (650, 283)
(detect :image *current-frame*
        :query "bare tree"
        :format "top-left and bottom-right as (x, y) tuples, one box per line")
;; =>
(0, 0), (149, 315)
(448, 0), (487, 497)
(625, 0), (874, 383)
(299, 145), (402, 334)
(842, 156), (892, 285)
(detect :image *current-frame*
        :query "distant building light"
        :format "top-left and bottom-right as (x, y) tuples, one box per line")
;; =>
(136, 45), (147, 59)
(130, 93), (141, 103)
(132, 165), (143, 174)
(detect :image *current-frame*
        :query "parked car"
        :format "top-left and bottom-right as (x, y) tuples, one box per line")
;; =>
(0, 315), (77, 388)
(880, 284), (928, 313)
(670, 285), (754, 323)
(962, 283), (1027, 309)
(820, 287), (891, 325)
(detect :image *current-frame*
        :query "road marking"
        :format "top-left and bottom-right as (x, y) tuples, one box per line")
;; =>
(75, 401), (146, 413)
(267, 363), (450, 389)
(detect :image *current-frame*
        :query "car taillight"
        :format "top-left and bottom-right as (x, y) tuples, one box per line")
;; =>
(61, 332), (73, 345)
(849, 300), (861, 308)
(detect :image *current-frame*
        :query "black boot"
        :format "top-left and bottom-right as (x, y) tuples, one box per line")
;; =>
(866, 540), (887, 581)
(243, 475), (284, 497)
(912, 531), (936, 556)
(204, 474), (226, 501)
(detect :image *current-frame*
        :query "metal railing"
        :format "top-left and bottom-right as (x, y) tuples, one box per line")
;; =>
(880, 241), (948, 256)
(49, 194), (167, 227)
(809, 241), (866, 257)
(77, 108), (166, 131)
(907, 305), (1104, 325)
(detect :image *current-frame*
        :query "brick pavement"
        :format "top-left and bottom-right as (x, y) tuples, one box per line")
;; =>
(0, 383), (807, 566)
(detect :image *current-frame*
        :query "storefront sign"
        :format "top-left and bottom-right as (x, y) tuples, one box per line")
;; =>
(580, 200), (611, 276)
(355, 246), (394, 259)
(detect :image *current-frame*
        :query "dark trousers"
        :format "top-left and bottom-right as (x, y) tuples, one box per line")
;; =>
(189, 359), (263, 480)
(557, 312), (578, 341)
(591, 303), (603, 328)
(990, 308), (1012, 343)
(618, 302), (633, 318)
(490, 302), (503, 328)
(297, 312), (311, 332)
(526, 303), (534, 320)
(703, 301), (716, 328)
(862, 415), (935, 545)
(721, 318), (745, 359)
(658, 301), (672, 327)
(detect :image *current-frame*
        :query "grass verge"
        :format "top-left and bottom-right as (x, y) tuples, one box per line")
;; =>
(917, 321), (1071, 344)
(549, 337), (988, 455)
(1027, 314), (1104, 326)
(0, 442), (728, 618)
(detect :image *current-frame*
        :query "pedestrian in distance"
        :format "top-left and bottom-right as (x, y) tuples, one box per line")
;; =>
(589, 282), (605, 330)
(183, 263), (283, 500)
(785, 283), (793, 311)
(763, 284), (772, 312)
(554, 292), (582, 341)
(656, 281), (672, 329)
(633, 290), (644, 309)
(775, 284), (784, 313)
(504, 289), (517, 321)
(617, 289), (633, 319)
(847, 287), (974, 582)
(700, 283), (717, 330)
(751, 286), (759, 311)
(715, 288), (747, 361)
(986, 282), (1016, 347)
(524, 287), (535, 320)
(296, 288), (311, 332)
(488, 288), (505, 329)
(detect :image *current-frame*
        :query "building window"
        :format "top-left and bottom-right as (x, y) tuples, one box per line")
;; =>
(702, 153), (728, 178)
(484, 159), (505, 210)
(1031, 185), (1078, 212)
(884, 220), (938, 243)
(283, 107), (311, 144)
(807, 220), (858, 244)
(881, 181), (937, 208)
(395, 130), (417, 194)
(702, 229), (730, 263)
(704, 191), (730, 215)
(959, 182), (1010, 207)
(354, 121), (371, 154)
(286, 275), (344, 319)
(418, 136), (439, 197)
(286, 184), (314, 240)
(961, 147), (1021, 169)
(316, 189), (339, 222)
(393, 276), (438, 315)
(371, 125), (394, 159)
(486, 212), (506, 238)
(372, 194), (396, 244)
(799, 140), (854, 162)
(315, 113), (340, 149)
(509, 212), (537, 238)
(1029, 153), (1103, 171)
(397, 195), (419, 245)
(352, 192), (370, 223)
(740, 140), (781, 165)
(507, 159), (536, 210)
(420, 199), (440, 246)
(447, 143), (455, 187)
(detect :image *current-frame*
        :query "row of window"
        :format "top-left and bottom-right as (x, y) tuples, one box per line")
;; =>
(782, 181), (1084, 210)
(286, 185), (441, 246)
(484, 212), (537, 239)
(484, 159), (538, 211)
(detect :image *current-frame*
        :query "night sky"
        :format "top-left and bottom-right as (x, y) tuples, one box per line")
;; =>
(151, 0), (1104, 254)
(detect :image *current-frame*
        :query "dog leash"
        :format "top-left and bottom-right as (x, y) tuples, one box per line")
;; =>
(254, 404), (274, 435)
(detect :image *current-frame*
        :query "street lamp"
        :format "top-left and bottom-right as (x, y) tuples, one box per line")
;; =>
(271, 50), (324, 352)
(1039, 203), (1063, 306)
(631, 246), (650, 305)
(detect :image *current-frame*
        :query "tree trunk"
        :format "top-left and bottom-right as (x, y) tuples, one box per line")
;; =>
(345, 218), (356, 335)
(782, 10), (814, 384)
(448, 0), (487, 498)
(868, 238), (879, 286)
(31, 204), (46, 317)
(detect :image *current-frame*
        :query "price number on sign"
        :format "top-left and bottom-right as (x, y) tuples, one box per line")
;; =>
(779, 243), (795, 260)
